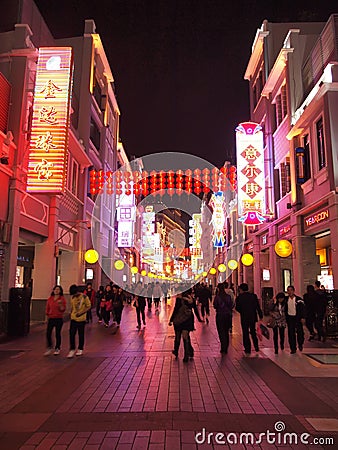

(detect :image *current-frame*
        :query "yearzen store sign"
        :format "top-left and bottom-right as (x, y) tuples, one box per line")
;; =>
(304, 208), (329, 229)
(27, 47), (73, 193)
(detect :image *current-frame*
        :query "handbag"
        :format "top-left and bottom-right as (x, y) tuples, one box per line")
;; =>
(172, 303), (192, 326)
(259, 322), (270, 339)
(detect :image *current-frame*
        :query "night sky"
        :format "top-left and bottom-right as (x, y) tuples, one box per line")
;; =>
(35, 0), (337, 168)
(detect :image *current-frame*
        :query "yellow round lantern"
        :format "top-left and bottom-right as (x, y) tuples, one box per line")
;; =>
(114, 259), (125, 270)
(209, 267), (217, 275)
(218, 263), (226, 273)
(228, 259), (238, 270)
(141, 269), (147, 276)
(84, 249), (99, 264)
(130, 266), (138, 274)
(241, 253), (254, 266)
(275, 239), (293, 257)
(202, 271), (208, 277)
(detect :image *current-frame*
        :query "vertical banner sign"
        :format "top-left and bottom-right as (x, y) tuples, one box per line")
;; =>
(209, 192), (226, 247)
(27, 47), (73, 193)
(189, 213), (202, 273)
(236, 122), (266, 225)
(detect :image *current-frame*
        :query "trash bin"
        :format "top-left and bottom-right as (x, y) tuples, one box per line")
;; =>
(7, 287), (31, 336)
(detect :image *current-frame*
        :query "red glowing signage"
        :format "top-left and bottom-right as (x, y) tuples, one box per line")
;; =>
(27, 47), (73, 193)
(305, 209), (329, 229)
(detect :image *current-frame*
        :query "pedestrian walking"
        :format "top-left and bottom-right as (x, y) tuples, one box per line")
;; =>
(95, 285), (104, 323)
(224, 281), (235, 332)
(196, 282), (212, 324)
(44, 285), (66, 356)
(134, 294), (146, 329)
(213, 283), (233, 354)
(146, 283), (153, 310)
(84, 282), (95, 323)
(153, 282), (162, 310)
(285, 285), (305, 354)
(269, 292), (286, 354)
(102, 284), (113, 327)
(67, 284), (91, 358)
(169, 288), (203, 362)
(112, 285), (124, 327)
(235, 283), (263, 355)
(314, 281), (328, 341)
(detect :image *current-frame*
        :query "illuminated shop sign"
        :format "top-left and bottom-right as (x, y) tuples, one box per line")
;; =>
(236, 122), (266, 225)
(117, 221), (134, 247)
(279, 224), (291, 237)
(27, 47), (73, 193)
(304, 209), (329, 229)
(210, 192), (226, 247)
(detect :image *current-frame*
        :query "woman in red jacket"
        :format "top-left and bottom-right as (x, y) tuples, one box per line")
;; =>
(44, 285), (66, 356)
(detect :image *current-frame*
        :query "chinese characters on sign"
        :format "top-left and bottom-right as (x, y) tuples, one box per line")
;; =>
(209, 192), (226, 247)
(236, 122), (266, 225)
(27, 47), (73, 192)
(189, 213), (202, 273)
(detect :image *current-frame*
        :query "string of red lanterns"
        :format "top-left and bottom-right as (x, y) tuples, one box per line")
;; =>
(89, 167), (237, 195)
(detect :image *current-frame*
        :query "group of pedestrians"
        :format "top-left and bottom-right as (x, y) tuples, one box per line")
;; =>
(44, 278), (330, 360)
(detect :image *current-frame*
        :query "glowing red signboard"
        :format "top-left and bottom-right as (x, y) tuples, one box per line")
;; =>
(236, 122), (266, 225)
(27, 47), (73, 193)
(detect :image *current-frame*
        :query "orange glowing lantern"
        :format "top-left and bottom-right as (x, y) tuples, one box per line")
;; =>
(106, 171), (113, 195)
(141, 171), (149, 196)
(219, 167), (228, 191)
(193, 169), (202, 194)
(85, 249), (99, 264)
(229, 166), (237, 190)
(89, 170), (97, 195)
(98, 169), (105, 193)
(176, 170), (183, 195)
(124, 171), (132, 195)
(275, 239), (293, 257)
(167, 170), (175, 196)
(150, 170), (157, 195)
(133, 171), (141, 196)
(211, 167), (219, 192)
(241, 253), (254, 266)
(202, 168), (210, 193)
(185, 169), (192, 194)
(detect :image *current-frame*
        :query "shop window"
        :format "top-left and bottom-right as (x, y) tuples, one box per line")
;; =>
(67, 156), (79, 196)
(316, 117), (326, 170)
(295, 135), (311, 184)
(280, 157), (291, 197)
(93, 77), (102, 109)
(274, 85), (287, 128)
(90, 118), (101, 150)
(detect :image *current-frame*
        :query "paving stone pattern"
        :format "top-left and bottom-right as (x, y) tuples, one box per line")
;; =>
(0, 301), (337, 449)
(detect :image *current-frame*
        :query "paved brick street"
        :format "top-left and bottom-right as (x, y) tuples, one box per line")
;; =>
(0, 301), (337, 449)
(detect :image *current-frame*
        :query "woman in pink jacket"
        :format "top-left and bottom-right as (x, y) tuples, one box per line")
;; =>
(44, 285), (66, 356)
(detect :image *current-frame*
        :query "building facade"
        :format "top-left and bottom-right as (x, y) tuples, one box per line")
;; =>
(229, 15), (338, 301)
(0, 0), (123, 329)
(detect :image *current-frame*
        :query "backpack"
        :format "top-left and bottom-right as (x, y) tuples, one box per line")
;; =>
(173, 302), (192, 326)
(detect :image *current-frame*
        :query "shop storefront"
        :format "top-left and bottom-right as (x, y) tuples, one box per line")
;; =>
(304, 207), (333, 290)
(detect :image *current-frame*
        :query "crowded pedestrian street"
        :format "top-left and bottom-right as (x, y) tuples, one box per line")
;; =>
(0, 301), (337, 449)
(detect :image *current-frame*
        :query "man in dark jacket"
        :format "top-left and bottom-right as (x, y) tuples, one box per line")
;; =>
(235, 283), (263, 355)
(285, 285), (305, 353)
(196, 282), (212, 324)
(314, 281), (328, 341)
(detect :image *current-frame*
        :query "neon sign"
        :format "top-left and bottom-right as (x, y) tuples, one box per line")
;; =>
(305, 209), (329, 228)
(209, 192), (226, 247)
(27, 47), (73, 192)
(236, 122), (266, 225)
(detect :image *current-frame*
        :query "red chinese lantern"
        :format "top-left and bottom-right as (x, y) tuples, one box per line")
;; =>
(202, 168), (210, 193)
(185, 169), (192, 194)
(159, 171), (166, 194)
(229, 166), (237, 190)
(141, 171), (149, 196)
(115, 170), (122, 195)
(106, 171), (113, 195)
(89, 170), (97, 195)
(133, 171), (141, 196)
(211, 167), (219, 192)
(150, 170), (157, 195)
(98, 169), (105, 193)
(167, 170), (174, 196)
(219, 167), (228, 191)
(176, 170), (183, 195)
(193, 169), (202, 194)
(124, 171), (132, 195)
